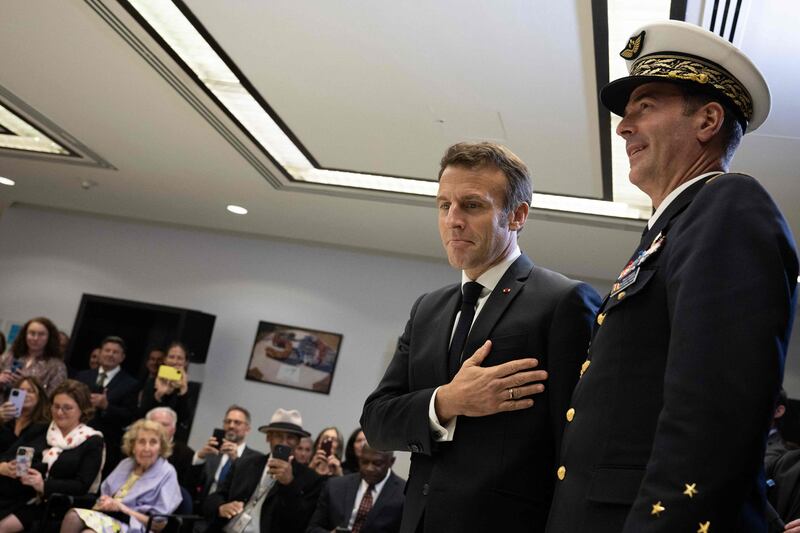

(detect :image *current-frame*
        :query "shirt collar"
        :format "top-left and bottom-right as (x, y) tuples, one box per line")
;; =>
(460, 245), (521, 293)
(648, 171), (723, 229)
(360, 468), (392, 492)
(99, 365), (121, 382)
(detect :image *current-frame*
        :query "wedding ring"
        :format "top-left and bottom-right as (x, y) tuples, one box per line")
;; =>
(508, 388), (515, 400)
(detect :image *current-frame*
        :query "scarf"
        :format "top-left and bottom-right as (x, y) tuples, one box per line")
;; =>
(42, 421), (105, 493)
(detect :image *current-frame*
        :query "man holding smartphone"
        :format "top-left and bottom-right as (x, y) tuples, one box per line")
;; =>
(204, 408), (324, 533)
(192, 405), (259, 507)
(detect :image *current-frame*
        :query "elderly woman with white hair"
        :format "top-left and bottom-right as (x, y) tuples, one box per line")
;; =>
(60, 419), (181, 533)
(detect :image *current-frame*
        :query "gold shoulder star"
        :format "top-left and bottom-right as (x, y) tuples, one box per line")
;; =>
(683, 483), (698, 498)
(698, 521), (710, 533)
(650, 501), (665, 517)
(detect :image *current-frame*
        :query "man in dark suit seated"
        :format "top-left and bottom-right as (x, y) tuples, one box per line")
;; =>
(146, 406), (195, 490)
(75, 335), (140, 476)
(204, 408), (324, 533)
(191, 404), (260, 508)
(307, 445), (404, 533)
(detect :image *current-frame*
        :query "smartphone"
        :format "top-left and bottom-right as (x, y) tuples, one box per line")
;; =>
(321, 438), (333, 457)
(211, 428), (225, 449)
(8, 389), (26, 418)
(10, 360), (23, 374)
(272, 444), (292, 461)
(157, 364), (182, 381)
(16, 446), (33, 477)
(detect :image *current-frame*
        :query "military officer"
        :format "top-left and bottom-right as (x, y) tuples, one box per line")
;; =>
(546, 20), (798, 533)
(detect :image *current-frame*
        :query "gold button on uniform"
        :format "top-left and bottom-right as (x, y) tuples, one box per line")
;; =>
(597, 312), (606, 325)
(566, 408), (575, 422)
(617, 291), (626, 300)
(557, 466), (566, 480)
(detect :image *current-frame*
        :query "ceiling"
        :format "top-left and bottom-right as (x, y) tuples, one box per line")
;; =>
(0, 0), (798, 284)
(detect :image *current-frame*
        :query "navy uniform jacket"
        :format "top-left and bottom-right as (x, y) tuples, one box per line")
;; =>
(546, 174), (799, 532)
(361, 255), (600, 533)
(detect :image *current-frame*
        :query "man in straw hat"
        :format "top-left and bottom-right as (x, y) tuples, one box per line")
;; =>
(546, 20), (798, 533)
(204, 408), (324, 533)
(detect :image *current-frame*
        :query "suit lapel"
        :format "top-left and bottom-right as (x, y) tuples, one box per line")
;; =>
(363, 473), (401, 530)
(641, 174), (717, 247)
(462, 255), (534, 358)
(342, 476), (360, 523)
(432, 286), (462, 386)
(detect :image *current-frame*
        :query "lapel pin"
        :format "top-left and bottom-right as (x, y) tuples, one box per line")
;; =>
(502, 288), (511, 294)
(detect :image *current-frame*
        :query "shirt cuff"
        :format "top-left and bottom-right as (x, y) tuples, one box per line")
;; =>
(428, 387), (457, 442)
(191, 452), (206, 466)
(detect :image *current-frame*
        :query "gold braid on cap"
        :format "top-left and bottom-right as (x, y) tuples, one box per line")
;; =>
(631, 54), (753, 122)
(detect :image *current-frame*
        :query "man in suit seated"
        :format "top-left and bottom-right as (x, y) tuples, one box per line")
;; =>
(307, 445), (404, 533)
(191, 404), (259, 508)
(146, 406), (195, 491)
(75, 335), (140, 476)
(204, 408), (324, 533)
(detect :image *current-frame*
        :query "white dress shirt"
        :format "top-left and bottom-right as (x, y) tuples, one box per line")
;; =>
(191, 442), (247, 493)
(647, 171), (723, 230)
(428, 245), (522, 442)
(97, 365), (121, 386)
(347, 469), (393, 529)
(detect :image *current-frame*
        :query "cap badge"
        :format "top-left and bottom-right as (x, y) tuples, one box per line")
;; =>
(620, 31), (645, 60)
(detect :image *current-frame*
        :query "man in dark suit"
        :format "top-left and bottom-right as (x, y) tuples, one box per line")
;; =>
(191, 404), (260, 507)
(361, 142), (600, 533)
(205, 408), (324, 533)
(546, 21), (799, 533)
(307, 445), (404, 533)
(75, 335), (140, 476)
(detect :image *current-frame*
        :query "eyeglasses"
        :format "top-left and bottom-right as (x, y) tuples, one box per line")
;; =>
(223, 418), (247, 426)
(52, 404), (76, 413)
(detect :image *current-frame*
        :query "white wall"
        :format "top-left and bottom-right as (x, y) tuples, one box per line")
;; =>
(0, 205), (463, 476)
(1, 204), (798, 479)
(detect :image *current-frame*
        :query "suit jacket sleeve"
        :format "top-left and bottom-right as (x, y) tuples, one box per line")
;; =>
(623, 175), (799, 531)
(274, 465), (326, 532)
(546, 282), (601, 458)
(43, 435), (104, 496)
(305, 478), (335, 533)
(99, 375), (139, 424)
(361, 294), (439, 455)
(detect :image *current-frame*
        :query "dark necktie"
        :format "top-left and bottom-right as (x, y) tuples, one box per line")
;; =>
(448, 281), (483, 377)
(96, 371), (107, 389)
(351, 484), (375, 533)
(218, 456), (232, 483)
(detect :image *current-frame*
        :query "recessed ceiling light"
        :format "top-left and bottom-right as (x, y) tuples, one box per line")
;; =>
(127, 0), (652, 221)
(0, 176), (15, 186)
(226, 204), (248, 215)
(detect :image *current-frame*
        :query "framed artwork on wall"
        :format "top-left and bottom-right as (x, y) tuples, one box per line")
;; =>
(246, 321), (343, 394)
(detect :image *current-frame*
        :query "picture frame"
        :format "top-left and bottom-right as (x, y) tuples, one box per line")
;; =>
(246, 320), (343, 394)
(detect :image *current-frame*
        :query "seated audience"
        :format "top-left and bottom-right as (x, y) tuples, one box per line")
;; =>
(204, 408), (324, 533)
(0, 380), (103, 532)
(0, 377), (50, 454)
(294, 436), (313, 466)
(76, 336), (140, 477)
(191, 405), (259, 506)
(0, 317), (68, 395)
(140, 342), (191, 428)
(0, 377), (50, 517)
(307, 445), (404, 533)
(146, 407), (194, 491)
(139, 348), (165, 384)
(61, 418), (181, 532)
(88, 348), (101, 371)
(341, 428), (367, 475)
(58, 331), (70, 359)
(308, 426), (344, 477)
